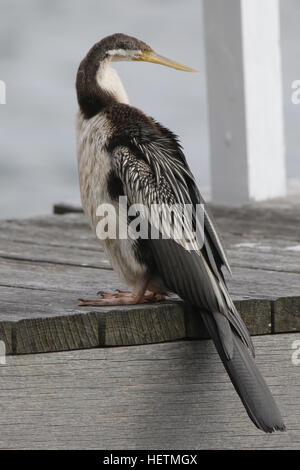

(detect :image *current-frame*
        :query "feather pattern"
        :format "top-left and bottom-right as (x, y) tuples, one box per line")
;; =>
(110, 123), (254, 355)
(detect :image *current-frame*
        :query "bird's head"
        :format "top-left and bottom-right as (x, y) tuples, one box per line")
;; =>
(76, 33), (197, 118)
(98, 33), (198, 73)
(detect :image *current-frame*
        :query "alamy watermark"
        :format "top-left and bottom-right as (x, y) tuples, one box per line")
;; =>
(0, 80), (6, 104)
(0, 340), (6, 365)
(291, 80), (300, 104)
(291, 340), (300, 365)
(95, 197), (205, 251)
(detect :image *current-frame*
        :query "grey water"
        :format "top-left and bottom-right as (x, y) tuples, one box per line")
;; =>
(0, 0), (299, 219)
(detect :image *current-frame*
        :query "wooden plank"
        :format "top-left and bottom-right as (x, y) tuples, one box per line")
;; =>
(273, 296), (300, 333)
(2, 209), (300, 272)
(0, 257), (124, 296)
(1, 252), (299, 302)
(15, 313), (99, 354)
(103, 303), (185, 346)
(0, 205), (299, 354)
(233, 299), (272, 335)
(0, 239), (109, 270)
(0, 285), (271, 353)
(227, 266), (300, 300)
(0, 215), (100, 250)
(0, 333), (297, 449)
(52, 206), (300, 272)
(2, 227), (300, 274)
(0, 257), (290, 338)
(5, 203), (300, 254)
(211, 204), (300, 243)
(53, 202), (83, 215)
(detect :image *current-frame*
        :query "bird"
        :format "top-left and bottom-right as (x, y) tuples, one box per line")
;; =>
(75, 33), (285, 433)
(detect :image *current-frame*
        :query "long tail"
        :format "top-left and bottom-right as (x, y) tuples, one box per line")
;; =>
(200, 311), (286, 433)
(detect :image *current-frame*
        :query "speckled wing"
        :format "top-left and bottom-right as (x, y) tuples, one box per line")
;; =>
(111, 143), (253, 357)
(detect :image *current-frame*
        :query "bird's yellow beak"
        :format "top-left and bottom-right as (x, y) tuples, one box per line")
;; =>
(132, 50), (198, 73)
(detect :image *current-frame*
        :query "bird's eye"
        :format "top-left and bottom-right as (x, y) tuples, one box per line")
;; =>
(141, 44), (151, 53)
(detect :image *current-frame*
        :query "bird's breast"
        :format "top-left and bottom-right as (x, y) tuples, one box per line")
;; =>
(76, 111), (114, 231)
(76, 110), (148, 285)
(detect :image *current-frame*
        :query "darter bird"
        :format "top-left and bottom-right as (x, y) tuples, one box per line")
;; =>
(75, 33), (285, 433)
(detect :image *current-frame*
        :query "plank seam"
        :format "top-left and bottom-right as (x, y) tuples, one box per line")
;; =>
(0, 254), (113, 271)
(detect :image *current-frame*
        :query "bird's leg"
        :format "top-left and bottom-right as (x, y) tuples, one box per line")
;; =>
(77, 276), (165, 306)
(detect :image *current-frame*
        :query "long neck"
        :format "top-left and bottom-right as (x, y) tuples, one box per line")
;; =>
(76, 45), (129, 119)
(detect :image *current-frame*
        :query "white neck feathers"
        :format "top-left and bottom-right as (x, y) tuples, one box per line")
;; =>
(96, 61), (129, 105)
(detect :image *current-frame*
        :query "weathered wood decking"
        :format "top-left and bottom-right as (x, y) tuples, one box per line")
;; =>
(0, 334), (298, 450)
(1, 199), (299, 354)
(0, 198), (299, 449)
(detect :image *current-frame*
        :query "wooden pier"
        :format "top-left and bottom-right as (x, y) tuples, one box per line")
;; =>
(0, 197), (299, 449)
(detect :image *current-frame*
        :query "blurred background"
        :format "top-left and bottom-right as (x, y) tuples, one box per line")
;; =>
(0, 0), (299, 219)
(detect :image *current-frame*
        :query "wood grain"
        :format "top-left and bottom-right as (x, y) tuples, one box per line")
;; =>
(0, 202), (299, 355)
(0, 333), (297, 449)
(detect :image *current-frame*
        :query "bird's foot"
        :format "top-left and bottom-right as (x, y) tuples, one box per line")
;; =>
(96, 289), (132, 298)
(77, 290), (165, 307)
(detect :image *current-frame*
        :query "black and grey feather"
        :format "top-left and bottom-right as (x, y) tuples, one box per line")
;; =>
(76, 33), (285, 433)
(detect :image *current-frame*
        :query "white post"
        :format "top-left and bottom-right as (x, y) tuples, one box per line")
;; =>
(202, 0), (286, 205)
(0, 80), (6, 104)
